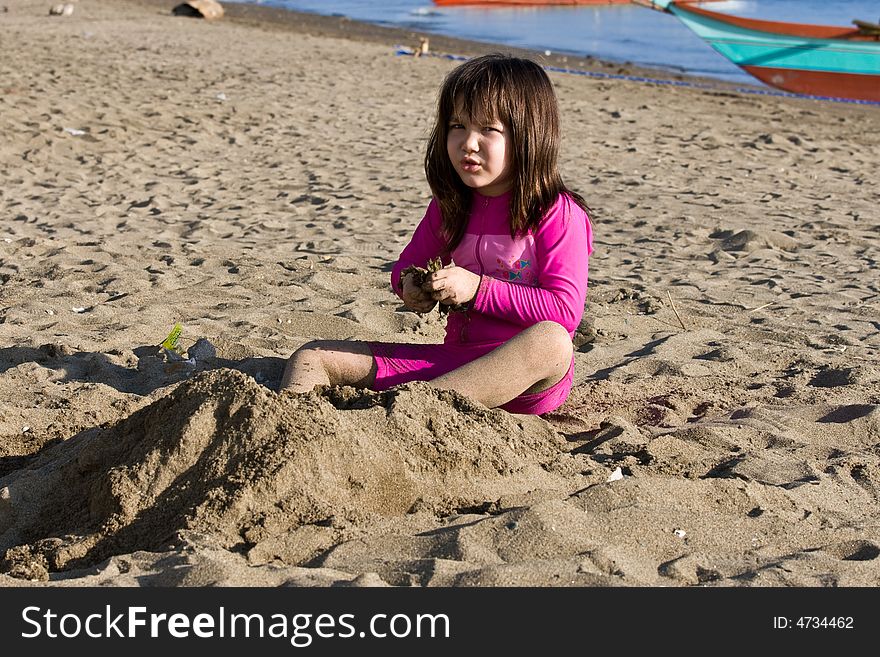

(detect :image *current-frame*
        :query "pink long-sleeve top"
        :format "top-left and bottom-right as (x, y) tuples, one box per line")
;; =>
(391, 190), (593, 346)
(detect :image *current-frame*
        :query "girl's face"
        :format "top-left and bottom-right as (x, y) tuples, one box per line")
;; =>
(446, 107), (513, 198)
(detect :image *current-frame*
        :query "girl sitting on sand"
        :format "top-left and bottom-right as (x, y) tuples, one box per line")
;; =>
(280, 53), (593, 415)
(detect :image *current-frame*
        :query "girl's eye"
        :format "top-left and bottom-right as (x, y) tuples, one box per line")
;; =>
(449, 123), (464, 130)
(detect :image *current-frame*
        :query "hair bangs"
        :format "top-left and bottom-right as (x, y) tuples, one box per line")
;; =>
(446, 65), (512, 127)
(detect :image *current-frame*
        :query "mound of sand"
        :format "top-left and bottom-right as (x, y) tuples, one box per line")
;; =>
(0, 369), (569, 579)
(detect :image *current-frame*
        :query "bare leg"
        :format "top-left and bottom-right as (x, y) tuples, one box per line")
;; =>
(280, 340), (376, 392)
(431, 321), (573, 408)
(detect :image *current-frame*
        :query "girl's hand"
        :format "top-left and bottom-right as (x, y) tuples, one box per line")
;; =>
(426, 265), (480, 307)
(401, 271), (437, 313)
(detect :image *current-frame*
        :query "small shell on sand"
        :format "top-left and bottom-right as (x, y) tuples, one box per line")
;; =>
(0, 487), (12, 530)
(49, 3), (74, 16)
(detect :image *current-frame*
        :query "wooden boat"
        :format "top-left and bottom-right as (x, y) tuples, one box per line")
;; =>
(432, 1), (724, 10)
(637, 0), (880, 101)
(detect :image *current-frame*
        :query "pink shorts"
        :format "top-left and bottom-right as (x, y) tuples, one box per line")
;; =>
(368, 341), (573, 415)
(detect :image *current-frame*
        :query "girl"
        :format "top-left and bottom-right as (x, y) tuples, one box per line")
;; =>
(280, 53), (593, 415)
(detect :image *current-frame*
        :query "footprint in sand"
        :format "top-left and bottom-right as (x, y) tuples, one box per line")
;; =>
(711, 228), (799, 253)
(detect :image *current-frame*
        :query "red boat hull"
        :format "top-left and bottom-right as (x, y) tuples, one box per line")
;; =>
(742, 66), (880, 102)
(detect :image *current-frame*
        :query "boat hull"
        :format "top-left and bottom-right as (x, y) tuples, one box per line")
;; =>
(661, 1), (880, 101)
(741, 66), (880, 101)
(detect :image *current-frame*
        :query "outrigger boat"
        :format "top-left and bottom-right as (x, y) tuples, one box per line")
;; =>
(432, 1), (725, 11)
(637, 0), (880, 102)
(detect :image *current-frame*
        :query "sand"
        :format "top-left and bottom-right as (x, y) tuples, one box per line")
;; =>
(1, 0), (878, 588)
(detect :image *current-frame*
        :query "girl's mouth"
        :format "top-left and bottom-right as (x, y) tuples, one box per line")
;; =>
(461, 158), (481, 172)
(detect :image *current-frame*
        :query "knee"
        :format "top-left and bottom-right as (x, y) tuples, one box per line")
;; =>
(528, 321), (573, 368)
(290, 340), (332, 360)
(297, 340), (327, 353)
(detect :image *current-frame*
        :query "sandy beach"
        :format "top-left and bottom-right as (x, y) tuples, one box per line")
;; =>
(1, 0), (879, 587)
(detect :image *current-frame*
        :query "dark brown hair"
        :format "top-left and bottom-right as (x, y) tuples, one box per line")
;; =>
(424, 53), (590, 251)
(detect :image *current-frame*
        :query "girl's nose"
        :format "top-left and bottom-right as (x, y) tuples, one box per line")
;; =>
(463, 130), (480, 152)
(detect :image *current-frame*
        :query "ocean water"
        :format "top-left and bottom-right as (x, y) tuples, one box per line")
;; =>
(237, 0), (879, 86)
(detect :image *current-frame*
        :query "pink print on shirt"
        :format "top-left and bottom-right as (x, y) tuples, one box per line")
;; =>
(453, 233), (538, 287)
(494, 257), (537, 285)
